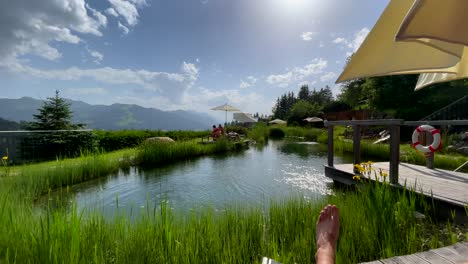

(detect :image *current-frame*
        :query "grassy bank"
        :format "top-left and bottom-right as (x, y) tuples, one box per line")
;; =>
(0, 173), (466, 263)
(0, 126), (466, 263)
(259, 125), (468, 171)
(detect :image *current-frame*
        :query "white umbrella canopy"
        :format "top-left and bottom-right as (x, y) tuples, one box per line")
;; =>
(210, 103), (241, 125)
(337, 0), (468, 90)
(269, 119), (287, 125)
(303, 117), (323, 123)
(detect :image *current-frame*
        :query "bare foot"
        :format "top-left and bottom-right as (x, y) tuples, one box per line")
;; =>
(316, 204), (340, 264)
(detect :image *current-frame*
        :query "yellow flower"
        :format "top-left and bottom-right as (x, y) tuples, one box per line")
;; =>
(352, 175), (361, 181)
(354, 164), (366, 172)
(2, 156), (7, 160)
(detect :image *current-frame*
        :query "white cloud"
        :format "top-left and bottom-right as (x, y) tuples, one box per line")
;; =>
(266, 58), (328, 88)
(108, 0), (147, 27)
(118, 21), (130, 34)
(65, 87), (108, 95)
(331, 27), (370, 52)
(301, 32), (316, 41)
(182, 87), (269, 114)
(320, 72), (337, 83)
(0, 0), (107, 64)
(7, 61), (199, 102)
(348, 27), (369, 52)
(89, 50), (104, 64)
(332, 37), (347, 44)
(239, 75), (257, 89)
(105, 7), (119, 17)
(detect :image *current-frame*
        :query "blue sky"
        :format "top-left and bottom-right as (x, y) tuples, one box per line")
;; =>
(0, 0), (388, 121)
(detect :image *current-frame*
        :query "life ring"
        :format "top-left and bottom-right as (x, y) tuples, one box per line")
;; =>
(411, 125), (441, 153)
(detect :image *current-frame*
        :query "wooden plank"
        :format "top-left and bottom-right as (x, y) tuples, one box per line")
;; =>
(432, 245), (468, 263)
(360, 261), (384, 264)
(353, 125), (361, 171)
(380, 254), (430, 264)
(328, 125), (334, 167)
(331, 162), (468, 207)
(415, 250), (454, 264)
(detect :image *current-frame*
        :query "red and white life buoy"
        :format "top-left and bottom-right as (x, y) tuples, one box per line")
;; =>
(411, 125), (441, 154)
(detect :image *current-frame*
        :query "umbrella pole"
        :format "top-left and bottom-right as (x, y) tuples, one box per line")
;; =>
(225, 110), (227, 126)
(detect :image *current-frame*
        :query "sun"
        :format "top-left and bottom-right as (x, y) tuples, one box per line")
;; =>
(272, 0), (312, 14)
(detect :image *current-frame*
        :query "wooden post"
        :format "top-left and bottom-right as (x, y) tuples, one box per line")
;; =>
(353, 125), (361, 173)
(425, 131), (435, 169)
(389, 125), (400, 184)
(328, 125), (334, 167)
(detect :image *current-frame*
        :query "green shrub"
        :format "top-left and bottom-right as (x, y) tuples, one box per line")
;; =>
(269, 128), (285, 139)
(94, 130), (210, 151)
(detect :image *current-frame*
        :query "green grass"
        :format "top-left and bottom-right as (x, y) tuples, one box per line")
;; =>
(0, 128), (466, 262)
(248, 123), (269, 144)
(136, 139), (234, 167)
(0, 174), (465, 263)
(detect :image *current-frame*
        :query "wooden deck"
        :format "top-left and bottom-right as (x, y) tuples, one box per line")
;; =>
(262, 242), (468, 264)
(327, 162), (468, 207)
(362, 242), (468, 264)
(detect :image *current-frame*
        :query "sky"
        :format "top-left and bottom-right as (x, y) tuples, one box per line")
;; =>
(0, 0), (389, 121)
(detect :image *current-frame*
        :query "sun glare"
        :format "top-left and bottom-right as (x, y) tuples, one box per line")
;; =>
(272, 0), (312, 14)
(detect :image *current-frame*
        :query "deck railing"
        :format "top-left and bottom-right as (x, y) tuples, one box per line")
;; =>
(324, 119), (468, 184)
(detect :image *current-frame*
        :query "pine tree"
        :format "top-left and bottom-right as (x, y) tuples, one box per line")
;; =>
(31, 90), (77, 130)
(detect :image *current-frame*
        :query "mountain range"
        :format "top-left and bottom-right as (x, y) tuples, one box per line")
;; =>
(0, 97), (219, 131)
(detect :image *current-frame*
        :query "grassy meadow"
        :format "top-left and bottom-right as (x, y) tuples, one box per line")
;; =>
(0, 126), (466, 263)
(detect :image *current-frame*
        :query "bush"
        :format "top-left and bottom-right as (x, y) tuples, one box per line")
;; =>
(225, 126), (248, 136)
(269, 128), (285, 139)
(94, 130), (210, 151)
(20, 130), (96, 162)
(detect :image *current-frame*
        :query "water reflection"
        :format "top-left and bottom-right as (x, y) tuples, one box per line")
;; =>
(41, 140), (351, 217)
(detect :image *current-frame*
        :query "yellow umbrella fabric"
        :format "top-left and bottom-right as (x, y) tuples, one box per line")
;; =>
(395, 0), (468, 90)
(336, 0), (461, 84)
(396, 0), (468, 49)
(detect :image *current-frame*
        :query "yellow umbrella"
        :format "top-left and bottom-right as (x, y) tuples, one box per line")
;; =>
(336, 0), (462, 84)
(395, 0), (468, 89)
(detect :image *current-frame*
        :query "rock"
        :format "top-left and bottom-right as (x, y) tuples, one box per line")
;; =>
(145, 137), (175, 143)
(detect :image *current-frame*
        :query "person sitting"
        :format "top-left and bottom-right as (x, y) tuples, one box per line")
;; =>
(211, 125), (220, 141)
(218, 124), (225, 136)
(316, 204), (340, 264)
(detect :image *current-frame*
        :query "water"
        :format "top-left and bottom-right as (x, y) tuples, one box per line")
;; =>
(46, 140), (351, 216)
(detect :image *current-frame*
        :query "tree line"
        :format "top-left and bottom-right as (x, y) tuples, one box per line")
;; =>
(273, 75), (468, 123)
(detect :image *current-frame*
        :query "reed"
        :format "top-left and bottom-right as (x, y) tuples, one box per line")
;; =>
(0, 178), (465, 263)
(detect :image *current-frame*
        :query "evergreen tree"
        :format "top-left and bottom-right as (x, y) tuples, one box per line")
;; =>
(31, 90), (78, 130)
(298, 84), (310, 101)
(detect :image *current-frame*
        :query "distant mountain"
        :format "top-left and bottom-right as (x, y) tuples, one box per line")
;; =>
(0, 97), (218, 131)
(0, 117), (20, 131)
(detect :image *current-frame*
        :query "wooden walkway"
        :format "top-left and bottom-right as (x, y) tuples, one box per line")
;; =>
(262, 242), (468, 264)
(362, 242), (468, 264)
(329, 162), (468, 207)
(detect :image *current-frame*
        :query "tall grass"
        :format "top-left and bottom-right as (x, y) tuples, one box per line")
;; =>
(0, 176), (465, 263)
(136, 139), (233, 166)
(248, 123), (269, 144)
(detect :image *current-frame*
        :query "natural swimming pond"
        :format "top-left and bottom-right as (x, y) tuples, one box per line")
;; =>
(45, 140), (352, 216)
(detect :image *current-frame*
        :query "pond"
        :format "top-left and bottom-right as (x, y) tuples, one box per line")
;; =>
(45, 140), (352, 216)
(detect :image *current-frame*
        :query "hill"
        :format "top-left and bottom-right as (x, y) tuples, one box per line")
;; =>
(0, 97), (218, 131)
